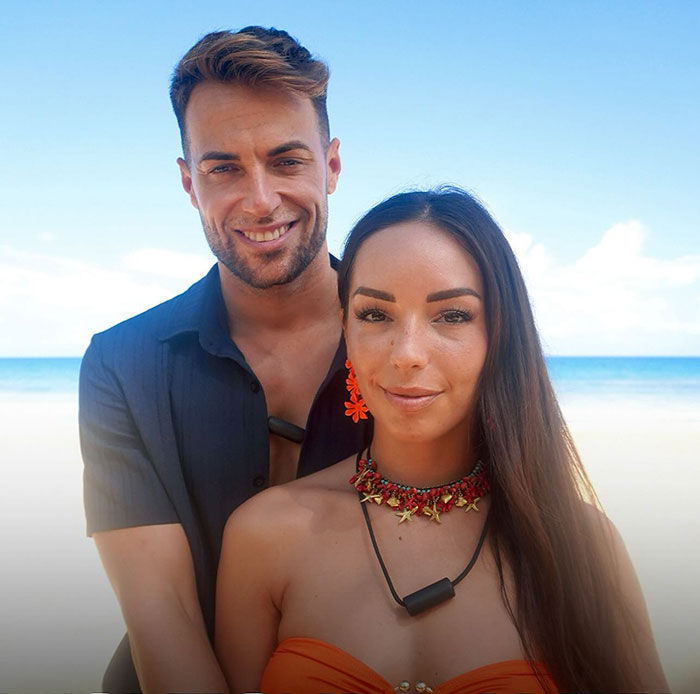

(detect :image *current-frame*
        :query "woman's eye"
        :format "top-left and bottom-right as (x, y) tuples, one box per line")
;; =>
(438, 309), (473, 324)
(356, 308), (388, 322)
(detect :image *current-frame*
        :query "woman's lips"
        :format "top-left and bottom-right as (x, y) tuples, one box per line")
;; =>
(381, 386), (441, 412)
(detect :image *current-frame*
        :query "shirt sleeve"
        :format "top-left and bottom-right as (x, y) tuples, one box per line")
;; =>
(79, 333), (179, 536)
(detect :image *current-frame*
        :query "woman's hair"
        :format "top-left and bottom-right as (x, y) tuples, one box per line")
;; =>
(338, 186), (643, 693)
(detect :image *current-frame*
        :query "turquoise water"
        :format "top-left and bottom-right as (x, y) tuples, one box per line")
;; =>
(546, 356), (700, 398)
(0, 357), (699, 405)
(0, 357), (82, 394)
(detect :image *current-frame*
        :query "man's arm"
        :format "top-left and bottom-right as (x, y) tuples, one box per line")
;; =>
(80, 335), (226, 693)
(95, 523), (228, 694)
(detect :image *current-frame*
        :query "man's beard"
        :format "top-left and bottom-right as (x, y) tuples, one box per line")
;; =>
(203, 211), (327, 290)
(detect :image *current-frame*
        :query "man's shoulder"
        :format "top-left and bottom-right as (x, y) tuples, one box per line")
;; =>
(91, 271), (213, 350)
(83, 269), (217, 377)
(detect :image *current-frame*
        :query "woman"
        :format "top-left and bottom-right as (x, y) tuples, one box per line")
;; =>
(215, 187), (668, 693)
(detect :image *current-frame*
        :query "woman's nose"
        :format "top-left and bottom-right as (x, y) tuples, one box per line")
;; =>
(390, 320), (429, 370)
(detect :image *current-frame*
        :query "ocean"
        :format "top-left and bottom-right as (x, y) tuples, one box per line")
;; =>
(1, 356), (698, 421)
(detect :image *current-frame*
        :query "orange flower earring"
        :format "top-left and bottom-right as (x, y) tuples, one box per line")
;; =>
(344, 359), (369, 423)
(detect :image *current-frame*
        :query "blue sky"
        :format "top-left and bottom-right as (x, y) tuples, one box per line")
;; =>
(1, 0), (698, 356)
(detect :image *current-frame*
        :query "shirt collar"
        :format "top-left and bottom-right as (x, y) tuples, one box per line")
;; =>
(158, 255), (342, 363)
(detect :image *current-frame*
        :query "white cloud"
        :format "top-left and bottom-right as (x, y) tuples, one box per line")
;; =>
(123, 249), (213, 280)
(505, 221), (700, 355)
(0, 246), (212, 356)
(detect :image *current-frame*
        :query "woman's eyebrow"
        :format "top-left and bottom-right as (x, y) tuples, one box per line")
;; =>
(352, 287), (396, 302)
(426, 287), (482, 302)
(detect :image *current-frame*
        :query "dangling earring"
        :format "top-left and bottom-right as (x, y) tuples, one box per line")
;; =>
(344, 359), (369, 423)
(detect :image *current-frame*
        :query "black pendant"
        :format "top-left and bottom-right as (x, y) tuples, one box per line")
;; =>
(402, 577), (455, 616)
(268, 416), (305, 443)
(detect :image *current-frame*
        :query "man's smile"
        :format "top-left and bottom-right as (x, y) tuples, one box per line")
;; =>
(236, 220), (296, 243)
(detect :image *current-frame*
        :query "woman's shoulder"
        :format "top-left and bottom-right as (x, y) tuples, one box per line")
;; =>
(223, 455), (357, 543)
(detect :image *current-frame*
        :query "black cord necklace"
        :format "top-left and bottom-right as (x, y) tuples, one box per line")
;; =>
(357, 450), (491, 617)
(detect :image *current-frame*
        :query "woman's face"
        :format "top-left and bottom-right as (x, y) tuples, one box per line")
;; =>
(344, 220), (488, 446)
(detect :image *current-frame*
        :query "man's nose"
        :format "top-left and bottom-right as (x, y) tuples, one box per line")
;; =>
(239, 168), (281, 218)
(390, 320), (429, 370)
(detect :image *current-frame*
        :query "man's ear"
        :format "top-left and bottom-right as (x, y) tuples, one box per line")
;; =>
(326, 138), (341, 195)
(177, 157), (199, 210)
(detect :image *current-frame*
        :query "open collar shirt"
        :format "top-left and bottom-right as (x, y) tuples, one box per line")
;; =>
(79, 260), (369, 633)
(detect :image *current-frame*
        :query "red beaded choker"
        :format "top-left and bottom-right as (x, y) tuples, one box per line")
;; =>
(350, 455), (490, 524)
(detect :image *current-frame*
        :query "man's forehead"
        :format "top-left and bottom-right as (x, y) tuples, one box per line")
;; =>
(185, 81), (314, 127)
(184, 81), (322, 154)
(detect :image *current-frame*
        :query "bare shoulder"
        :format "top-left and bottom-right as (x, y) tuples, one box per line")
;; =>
(581, 502), (630, 561)
(224, 455), (357, 543)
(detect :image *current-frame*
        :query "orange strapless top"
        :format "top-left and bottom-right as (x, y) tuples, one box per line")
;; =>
(261, 637), (558, 694)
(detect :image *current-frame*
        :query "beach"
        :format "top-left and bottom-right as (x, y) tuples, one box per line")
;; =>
(1, 359), (699, 693)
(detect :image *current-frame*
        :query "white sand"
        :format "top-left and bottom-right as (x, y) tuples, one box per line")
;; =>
(1, 394), (698, 693)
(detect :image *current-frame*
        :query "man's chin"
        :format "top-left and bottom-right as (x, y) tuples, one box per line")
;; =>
(214, 226), (326, 290)
(219, 256), (308, 290)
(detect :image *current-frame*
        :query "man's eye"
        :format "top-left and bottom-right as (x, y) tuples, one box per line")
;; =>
(438, 309), (473, 324)
(209, 164), (237, 174)
(277, 159), (303, 167)
(355, 308), (387, 322)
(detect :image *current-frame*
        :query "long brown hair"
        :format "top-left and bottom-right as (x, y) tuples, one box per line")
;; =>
(338, 187), (643, 692)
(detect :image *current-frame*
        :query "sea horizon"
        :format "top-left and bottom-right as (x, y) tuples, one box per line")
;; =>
(2, 356), (699, 423)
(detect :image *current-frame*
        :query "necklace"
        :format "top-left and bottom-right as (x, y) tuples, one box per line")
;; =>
(350, 452), (490, 524)
(354, 451), (491, 616)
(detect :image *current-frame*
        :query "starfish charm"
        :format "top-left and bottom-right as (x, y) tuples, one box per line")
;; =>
(465, 497), (481, 512)
(361, 492), (382, 504)
(396, 508), (415, 523)
(422, 502), (442, 523)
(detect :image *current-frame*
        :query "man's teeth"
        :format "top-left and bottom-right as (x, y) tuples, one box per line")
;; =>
(241, 224), (290, 242)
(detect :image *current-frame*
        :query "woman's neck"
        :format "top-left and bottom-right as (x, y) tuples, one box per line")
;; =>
(368, 425), (478, 488)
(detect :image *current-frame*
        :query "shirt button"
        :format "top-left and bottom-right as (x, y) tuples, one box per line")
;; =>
(250, 380), (261, 393)
(253, 475), (266, 488)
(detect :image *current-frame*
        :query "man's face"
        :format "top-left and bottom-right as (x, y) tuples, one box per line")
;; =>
(178, 82), (340, 289)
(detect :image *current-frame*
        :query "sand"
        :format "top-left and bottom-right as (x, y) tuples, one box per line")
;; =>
(1, 394), (698, 693)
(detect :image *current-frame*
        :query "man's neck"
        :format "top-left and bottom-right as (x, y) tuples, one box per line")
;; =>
(218, 247), (340, 338)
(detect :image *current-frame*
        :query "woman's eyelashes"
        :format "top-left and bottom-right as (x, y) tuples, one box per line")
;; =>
(436, 309), (474, 324)
(355, 306), (388, 322)
(353, 306), (474, 324)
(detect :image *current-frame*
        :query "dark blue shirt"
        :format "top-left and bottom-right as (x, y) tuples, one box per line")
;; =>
(79, 261), (369, 638)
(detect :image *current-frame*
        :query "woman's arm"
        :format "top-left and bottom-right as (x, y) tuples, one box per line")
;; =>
(215, 494), (285, 693)
(604, 515), (670, 693)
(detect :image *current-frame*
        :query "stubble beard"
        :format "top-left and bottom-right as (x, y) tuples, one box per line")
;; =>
(202, 207), (328, 290)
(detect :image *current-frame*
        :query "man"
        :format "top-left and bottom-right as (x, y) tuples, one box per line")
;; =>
(79, 27), (368, 693)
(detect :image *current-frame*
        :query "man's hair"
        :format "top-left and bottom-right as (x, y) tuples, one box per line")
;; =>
(170, 26), (330, 157)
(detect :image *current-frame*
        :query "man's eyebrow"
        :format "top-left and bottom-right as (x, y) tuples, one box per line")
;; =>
(198, 151), (239, 164)
(426, 287), (482, 302)
(352, 287), (396, 302)
(267, 141), (313, 157)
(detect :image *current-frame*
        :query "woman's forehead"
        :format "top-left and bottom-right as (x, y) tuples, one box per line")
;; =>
(350, 221), (482, 291)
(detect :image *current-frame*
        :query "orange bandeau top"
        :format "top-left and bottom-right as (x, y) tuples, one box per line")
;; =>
(261, 637), (558, 694)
